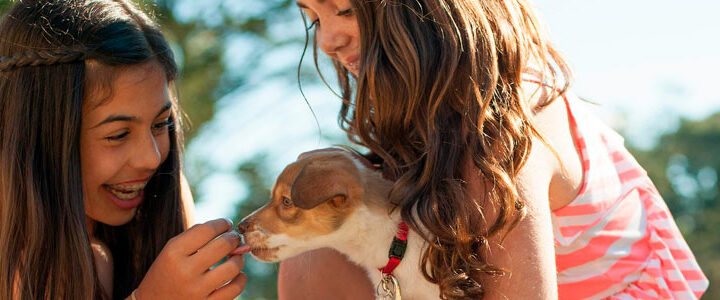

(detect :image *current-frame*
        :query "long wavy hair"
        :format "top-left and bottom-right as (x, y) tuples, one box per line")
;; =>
(304, 0), (571, 298)
(0, 1), (185, 299)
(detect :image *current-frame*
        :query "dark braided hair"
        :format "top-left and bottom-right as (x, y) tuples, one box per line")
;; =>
(0, 47), (89, 71)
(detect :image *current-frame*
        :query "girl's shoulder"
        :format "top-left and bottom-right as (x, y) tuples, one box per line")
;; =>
(90, 237), (114, 297)
(521, 81), (585, 211)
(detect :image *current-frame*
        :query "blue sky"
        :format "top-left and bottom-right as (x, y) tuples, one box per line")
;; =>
(534, 0), (720, 145)
(187, 0), (720, 223)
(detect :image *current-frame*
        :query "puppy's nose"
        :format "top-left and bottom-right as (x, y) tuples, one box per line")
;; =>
(237, 220), (251, 234)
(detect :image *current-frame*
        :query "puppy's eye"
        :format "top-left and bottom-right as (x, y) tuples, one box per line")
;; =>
(282, 197), (293, 208)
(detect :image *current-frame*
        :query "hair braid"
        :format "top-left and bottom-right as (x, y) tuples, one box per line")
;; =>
(0, 47), (88, 71)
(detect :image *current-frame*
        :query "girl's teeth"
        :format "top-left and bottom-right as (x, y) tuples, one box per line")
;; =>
(108, 187), (141, 200)
(105, 182), (147, 200)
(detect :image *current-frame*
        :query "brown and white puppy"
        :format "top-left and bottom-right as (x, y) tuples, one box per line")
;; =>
(238, 149), (439, 299)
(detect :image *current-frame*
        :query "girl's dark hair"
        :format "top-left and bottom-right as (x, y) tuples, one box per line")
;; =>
(0, 1), (185, 299)
(304, 0), (571, 298)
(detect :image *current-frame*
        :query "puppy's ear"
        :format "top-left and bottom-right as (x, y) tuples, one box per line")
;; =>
(296, 147), (344, 161)
(290, 160), (358, 209)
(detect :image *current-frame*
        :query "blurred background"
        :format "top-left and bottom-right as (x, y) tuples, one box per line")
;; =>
(2, 0), (718, 298)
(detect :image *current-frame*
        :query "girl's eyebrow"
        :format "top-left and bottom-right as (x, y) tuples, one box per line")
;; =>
(92, 114), (138, 129)
(91, 102), (172, 129)
(155, 102), (173, 118)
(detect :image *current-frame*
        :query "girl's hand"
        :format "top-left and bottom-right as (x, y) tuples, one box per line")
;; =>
(133, 218), (251, 300)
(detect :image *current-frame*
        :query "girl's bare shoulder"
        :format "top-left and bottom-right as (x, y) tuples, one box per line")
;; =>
(523, 82), (584, 210)
(90, 237), (113, 297)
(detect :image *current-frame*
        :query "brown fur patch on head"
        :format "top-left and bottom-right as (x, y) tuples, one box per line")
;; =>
(243, 151), (366, 240)
(291, 155), (360, 209)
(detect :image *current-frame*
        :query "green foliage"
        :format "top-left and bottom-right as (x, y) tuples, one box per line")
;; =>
(134, 0), (302, 141)
(228, 156), (279, 300)
(0, 0), (10, 13)
(629, 113), (720, 299)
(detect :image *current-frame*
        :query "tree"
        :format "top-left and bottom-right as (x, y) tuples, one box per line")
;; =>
(228, 155), (278, 299)
(630, 113), (720, 299)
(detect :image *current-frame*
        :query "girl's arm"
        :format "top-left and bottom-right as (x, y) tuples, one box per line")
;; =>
(466, 135), (559, 299)
(476, 88), (581, 299)
(278, 248), (374, 299)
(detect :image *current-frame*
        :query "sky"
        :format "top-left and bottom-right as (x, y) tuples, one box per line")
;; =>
(532, 0), (720, 145)
(188, 0), (720, 223)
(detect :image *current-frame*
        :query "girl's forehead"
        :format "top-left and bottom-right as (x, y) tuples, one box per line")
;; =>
(82, 64), (170, 128)
(83, 60), (164, 108)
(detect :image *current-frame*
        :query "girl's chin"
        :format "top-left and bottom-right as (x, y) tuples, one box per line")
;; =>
(88, 210), (135, 226)
(87, 208), (138, 227)
(85, 192), (142, 228)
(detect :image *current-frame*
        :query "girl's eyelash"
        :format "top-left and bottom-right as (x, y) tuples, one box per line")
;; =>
(104, 119), (173, 142)
(153, 119), (174, 131)
(106, 131), (129, 141)
(337, 8), (354, 16)
(305, 8), (353, 30)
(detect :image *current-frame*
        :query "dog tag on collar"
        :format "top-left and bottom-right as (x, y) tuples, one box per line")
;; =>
(376, 274), (402, 300)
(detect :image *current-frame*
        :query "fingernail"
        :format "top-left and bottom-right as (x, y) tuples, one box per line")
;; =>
(230, 244), (251, 255)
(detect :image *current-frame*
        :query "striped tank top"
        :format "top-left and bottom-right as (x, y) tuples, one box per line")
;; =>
(551, 93), (709, 299)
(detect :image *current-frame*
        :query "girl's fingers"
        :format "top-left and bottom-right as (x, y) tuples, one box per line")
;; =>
(203, 254), (245, 290)
(206, 272), (248, 300)
(192, 231), (241, 271)
(172, 218), (233, 256)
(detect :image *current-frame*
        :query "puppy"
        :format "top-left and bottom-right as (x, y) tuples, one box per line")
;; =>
(237, 148), (439, 299)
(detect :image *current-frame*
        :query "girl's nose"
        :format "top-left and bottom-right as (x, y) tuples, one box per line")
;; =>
(316, 20), (351, 57)
(131, 131), (162, 171)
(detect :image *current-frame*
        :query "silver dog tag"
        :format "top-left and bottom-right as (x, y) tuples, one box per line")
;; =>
(376, 274), (402, 300)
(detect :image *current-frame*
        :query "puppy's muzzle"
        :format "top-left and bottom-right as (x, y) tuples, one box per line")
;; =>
(237, 219), (253, 234)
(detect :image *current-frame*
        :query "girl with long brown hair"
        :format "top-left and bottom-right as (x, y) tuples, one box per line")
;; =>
(280, 0), (709, 299)
(0, 0), (248, 299)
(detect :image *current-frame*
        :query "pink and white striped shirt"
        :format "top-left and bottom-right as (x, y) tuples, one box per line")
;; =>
(551, 93), (709, 299)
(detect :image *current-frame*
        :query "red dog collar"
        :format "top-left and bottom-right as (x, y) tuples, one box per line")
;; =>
(379, 221), (409, 275)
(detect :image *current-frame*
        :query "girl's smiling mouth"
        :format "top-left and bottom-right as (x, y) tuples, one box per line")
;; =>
(102, 178), (150, 209)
